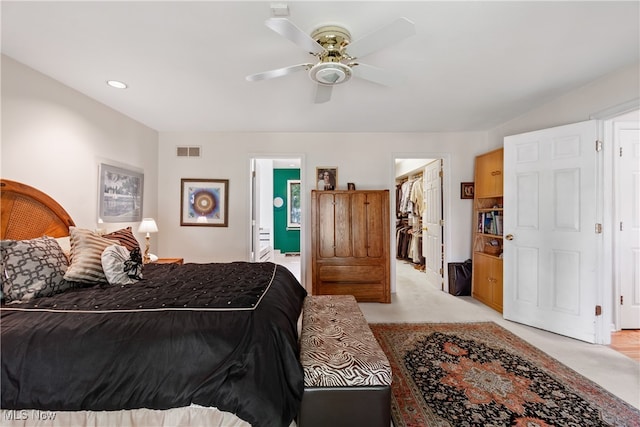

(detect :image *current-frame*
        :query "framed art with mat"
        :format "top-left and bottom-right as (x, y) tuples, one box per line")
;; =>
(180, 178), (228, 227)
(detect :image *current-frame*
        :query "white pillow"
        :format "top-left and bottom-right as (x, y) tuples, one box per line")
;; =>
(101, 245), (139, 285)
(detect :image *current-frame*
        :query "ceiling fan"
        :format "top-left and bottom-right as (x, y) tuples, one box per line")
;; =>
(246, 17), (416, 103)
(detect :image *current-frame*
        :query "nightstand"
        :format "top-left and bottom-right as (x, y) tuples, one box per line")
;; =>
(153, 258), (184, 265)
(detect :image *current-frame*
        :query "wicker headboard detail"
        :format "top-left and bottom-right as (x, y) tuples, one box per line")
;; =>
(0, 179), (76, 240)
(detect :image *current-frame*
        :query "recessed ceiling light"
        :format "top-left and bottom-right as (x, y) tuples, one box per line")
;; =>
(106, 80), (128, 89)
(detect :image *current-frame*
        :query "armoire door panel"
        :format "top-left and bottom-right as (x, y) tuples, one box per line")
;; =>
(318, 193), (336, 258)
(334, 193), (352, 257)
(365, 192), (384, 257)
(351, 193), (368, 258)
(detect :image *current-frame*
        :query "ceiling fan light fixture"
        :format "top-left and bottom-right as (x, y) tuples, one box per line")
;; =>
(249, 17), (416, 102)
(309, 62), (351, 85)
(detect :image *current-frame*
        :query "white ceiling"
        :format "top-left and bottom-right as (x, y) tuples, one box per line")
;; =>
(2, 1), (638, 133)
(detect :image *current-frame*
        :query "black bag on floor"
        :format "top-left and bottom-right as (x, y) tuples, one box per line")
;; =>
(447, 259), (472, 296)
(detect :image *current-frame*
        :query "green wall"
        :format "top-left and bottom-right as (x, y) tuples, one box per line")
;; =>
(273, 169), (300, 253)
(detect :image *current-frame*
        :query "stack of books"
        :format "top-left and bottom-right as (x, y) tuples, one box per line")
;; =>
(478, 211), (503, 236)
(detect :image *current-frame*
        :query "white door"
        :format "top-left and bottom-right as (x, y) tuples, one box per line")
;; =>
(617, 122), (640, 328)
(250, 160), (259, 261)
(423, 160), (444, 288)
(503, 120), (601, 343)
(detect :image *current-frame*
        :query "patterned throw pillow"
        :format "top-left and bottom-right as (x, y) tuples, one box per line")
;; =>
(101, 245), (141, 285)
(64, 227), (120, 284)
(0, 236), (71, 303)
(103, 227), (140, 251)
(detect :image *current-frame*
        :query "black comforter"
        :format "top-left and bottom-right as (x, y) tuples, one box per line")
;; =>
(1, 262), (307, 427)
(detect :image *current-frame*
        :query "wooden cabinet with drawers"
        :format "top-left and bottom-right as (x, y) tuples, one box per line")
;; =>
(311, 190), (390, 303)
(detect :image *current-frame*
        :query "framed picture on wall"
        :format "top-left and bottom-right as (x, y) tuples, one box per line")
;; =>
(98, 163), (144, 223)
(316, 167), (337, 190)
(287, 180), (301, 228)
(461, 182), (475, 199)
(180, 178), (229, 227)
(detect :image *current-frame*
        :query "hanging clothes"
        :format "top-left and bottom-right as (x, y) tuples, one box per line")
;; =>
(409, 178), (424, 217)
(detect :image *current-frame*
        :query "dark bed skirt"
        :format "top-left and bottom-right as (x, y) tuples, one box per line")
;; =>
(297, 385), (390, 427)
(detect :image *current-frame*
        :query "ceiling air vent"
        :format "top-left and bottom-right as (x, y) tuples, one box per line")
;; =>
(176, 146), (201, 157)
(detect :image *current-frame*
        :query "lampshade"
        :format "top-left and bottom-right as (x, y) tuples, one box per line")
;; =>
(138, 218), (158, 234)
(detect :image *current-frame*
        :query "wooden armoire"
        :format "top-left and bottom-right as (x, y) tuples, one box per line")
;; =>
(311, 190), (390, 303)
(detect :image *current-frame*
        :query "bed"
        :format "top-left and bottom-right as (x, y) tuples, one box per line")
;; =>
(0, 179), (307, 427)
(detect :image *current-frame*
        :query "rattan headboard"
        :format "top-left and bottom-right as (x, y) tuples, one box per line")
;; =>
(0, 179), (75, 240)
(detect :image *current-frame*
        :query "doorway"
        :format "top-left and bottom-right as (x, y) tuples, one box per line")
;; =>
(610, 110), (640, 330)
(393, 155), (449, 296)
(249, 156), (303, 283)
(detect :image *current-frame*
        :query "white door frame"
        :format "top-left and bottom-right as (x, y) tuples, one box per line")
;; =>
(248, 154), (306, 287)
(602, 112), (640, 330)
(391, 153), (451, 293)
(592, 102), (640, 333)
(612, 120), (640, 328)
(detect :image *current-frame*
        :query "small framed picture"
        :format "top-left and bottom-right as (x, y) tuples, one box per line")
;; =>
(347, 182), (356, 190)
(316, 167), (338, 190)
(461, 182), (474, 199)
(98, 163), (144, 223)
(180, 178), (229, 227)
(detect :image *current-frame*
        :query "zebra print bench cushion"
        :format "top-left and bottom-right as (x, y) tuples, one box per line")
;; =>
(300, 295), (392, 387)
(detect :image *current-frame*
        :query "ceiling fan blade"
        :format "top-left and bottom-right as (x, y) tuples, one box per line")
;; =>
(351, 63), (405, 87)
(314, 84), (333, 104)
(346, 17), (416, 59)
(265, 18), (326, 55)
(246, 63), (313, 82)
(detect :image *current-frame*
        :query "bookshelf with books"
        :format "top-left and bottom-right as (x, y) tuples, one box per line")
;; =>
(472, 148), (504, 313)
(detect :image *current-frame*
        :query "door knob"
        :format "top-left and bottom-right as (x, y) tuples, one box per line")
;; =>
(505, 234), (514, 241)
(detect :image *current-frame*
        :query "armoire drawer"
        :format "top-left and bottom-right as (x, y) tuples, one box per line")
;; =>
(317, 265), (385, 284)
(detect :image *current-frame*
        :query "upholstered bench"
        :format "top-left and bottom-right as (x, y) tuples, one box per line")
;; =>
(297, 295), (392, 427)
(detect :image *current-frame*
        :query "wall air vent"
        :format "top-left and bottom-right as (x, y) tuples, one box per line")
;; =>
(176, 146), (201, 157)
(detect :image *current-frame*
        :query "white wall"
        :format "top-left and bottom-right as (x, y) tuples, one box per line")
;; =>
(1, 55), (159, 248)
(158, 132), (486, 287)
(488, 63), (640, 145)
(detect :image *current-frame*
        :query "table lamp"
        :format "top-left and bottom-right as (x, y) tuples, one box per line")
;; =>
(138, 218), (158, 264)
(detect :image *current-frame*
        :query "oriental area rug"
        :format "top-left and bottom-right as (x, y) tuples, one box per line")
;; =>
(369, 322), (640, 427)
